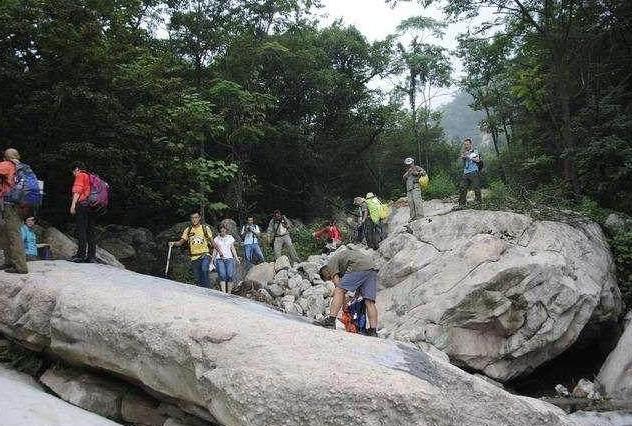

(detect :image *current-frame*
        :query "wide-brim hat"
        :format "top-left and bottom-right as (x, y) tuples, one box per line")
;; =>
(404, 157), (414, 165)
(366, 192), (375, 199)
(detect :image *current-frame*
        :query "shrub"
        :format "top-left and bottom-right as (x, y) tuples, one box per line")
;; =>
(424, 169), (458, 200)
(610, 231), (632, 310)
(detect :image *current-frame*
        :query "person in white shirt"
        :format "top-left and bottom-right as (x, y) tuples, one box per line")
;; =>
(213, 223), (240, 293)
(241, 216), (264, 265)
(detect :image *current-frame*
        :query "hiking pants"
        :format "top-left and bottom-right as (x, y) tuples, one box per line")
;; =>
(244, 243), (264, 265)
(191, 254), (211, 288)
(274, 234), (299, 263)
(75, 204), (96, 259)
(1, 204), (27, 272)
(407, 186), (424, 221)
(459, 172), (482, 206)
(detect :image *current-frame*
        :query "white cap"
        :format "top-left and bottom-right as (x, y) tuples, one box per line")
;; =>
(404, 157), (414, 165)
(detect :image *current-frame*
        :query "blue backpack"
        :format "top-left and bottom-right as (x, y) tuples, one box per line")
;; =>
(4, 163), (42, 207)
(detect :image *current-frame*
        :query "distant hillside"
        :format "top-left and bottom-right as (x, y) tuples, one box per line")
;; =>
(440, 92), (485, 145)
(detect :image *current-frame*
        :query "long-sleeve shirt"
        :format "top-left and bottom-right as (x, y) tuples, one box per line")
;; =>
(0, 160), (16, 197)
(20, 225), (38, 257)
(267, 217), (291, 237)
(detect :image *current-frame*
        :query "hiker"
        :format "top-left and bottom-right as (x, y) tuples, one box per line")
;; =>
(267, 210), (299, 263)
(403, 157), (427, 221)
(0, 148), (31, 274)
(313, 219), (342, 253)
(20, 217), (38, 260)
(169, 212), (215, 288)
(352, 197), (368, 243)
(241, 216), (264, 265)
(213, 223), (240, 293)
(318, 248), (379, 337)
(364, 193), (385, 250)
(458, 138), (482, 207)
(69, 162), (96, 263)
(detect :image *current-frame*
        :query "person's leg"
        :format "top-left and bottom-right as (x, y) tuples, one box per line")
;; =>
(253, 244), (264, 264)
(226, 258), (235, 293)
(458, 174), (471, 206)
(365, 300), (378, 330)
(412, 188), (424, 219)
(191, 258), (203, 286)
(473, 172), (482, 204)
(407, 190), (416, 220)
(5, 205), (27, 273)
(359, 270), (378, 333)
(284, 235), (299, 263)
(216, 259), (227, 292)
(243, 244), (252, 264)
(199, 255), (210, 288)
(273, 237), (282, 260)
(329, 287), (346, 318)
(86, 210), (96, 261)
(74, 205), (88, 260)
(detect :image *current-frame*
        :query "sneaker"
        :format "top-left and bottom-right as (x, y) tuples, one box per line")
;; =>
(84, 257), (97, 264)
(5, 268), (28, 274)
(69, 256), (86, 263)
(318, 316), (336, 329)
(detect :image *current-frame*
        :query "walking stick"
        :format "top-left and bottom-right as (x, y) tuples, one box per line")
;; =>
(165, 244), (173, 277)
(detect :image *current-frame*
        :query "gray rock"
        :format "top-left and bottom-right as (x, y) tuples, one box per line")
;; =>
(572, 378), (599, 399)
(266, 283), (284, 298)
(569, 411), (632, 426)
(272, 269), (289, 287)
(98, 239), (136, 260)
(597, 311), (632, 400)
(0, 364), (121, 426)
(40, 365), (129, 421)
(121, 391), (167, 426)
(378, 207), (622, 382)
(603, 213), (630, 235)
(555, 384), (571, 397)
(244, 262), (275, 287)
(42, 227), (124, 268)
(0, 262), (574, 426)
(274, 255), (291, 272)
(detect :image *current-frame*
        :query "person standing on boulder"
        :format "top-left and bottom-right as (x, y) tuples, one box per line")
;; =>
(402, 157), (426, 221)
(267, 210), (299, 263)
(318, 249), (379, 337)
(0, 148), (29, 274)
(213, 223), (240, 293)
(241, 216), (264, 265)
(458, 138), (482, 208)
(69, 162), (98, 263)
(169, 212), (215, 288)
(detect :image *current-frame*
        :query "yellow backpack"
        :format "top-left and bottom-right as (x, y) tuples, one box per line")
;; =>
(366, 196), (389, 223)
(419, 175), (430, 191)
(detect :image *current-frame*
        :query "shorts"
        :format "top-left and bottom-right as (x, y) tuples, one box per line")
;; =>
(339, 270), (378, 301)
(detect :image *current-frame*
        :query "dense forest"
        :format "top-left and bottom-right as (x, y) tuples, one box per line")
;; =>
(1, 0), (631, 230)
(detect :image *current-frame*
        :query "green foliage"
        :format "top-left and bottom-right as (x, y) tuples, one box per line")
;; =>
(610, 231), (632, 310)
(290, 223), (325, 260)
(424, 169), (457, 199)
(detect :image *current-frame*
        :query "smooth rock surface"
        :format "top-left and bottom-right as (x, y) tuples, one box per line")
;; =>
(43, 227), (124, 268)
(0, 364), (121, 426)
(569, 410), (632, 426)
(379, 205), (621, 382)
(243, 262), (275, 287)
(0, 262), (574, 426)
(597, 311), (632, 400)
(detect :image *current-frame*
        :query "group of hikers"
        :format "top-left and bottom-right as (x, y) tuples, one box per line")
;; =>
(0, 137), (483, 337)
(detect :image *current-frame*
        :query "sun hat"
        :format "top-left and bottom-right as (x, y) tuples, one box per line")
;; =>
(404, 157), (414, 165)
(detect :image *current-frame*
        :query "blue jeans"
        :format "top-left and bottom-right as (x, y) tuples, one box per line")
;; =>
(191, 255), (211, 288)
(215, 258), (236, 282)
(244, 243), (264, 264)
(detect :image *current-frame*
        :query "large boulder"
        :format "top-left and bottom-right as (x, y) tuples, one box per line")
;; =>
(0, 364), (121, 426)
(42, 227), (124, 269)
(0, 262), (574, 426)
(597, 312), (632, 400)
(378, 206), (622, 382)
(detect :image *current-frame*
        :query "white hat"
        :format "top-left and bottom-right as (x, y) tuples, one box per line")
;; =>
(404, 157), (414, 165)
(366, 192), (375, 199)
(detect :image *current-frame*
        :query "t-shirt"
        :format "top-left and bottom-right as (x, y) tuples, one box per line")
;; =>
(405, 165), (426, 191)
(0, 160), (16, 197)
(214, 234), (235, 259)
(463, 151), (480, 174)
(326, 249), (375, 276)
(20, 225), (38, 257)
(268, 217), (290, 237)
(241, 224), (260, 245)
(181, 225), (213, 260)
(72, 171), (91, 202)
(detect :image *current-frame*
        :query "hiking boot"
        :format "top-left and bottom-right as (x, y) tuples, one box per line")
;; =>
(0, 263), (13, 270)
(5, 268), (28, 274)
(69, 255), (86, 263)
(366, 328), (378, 337)
(84, 257), (97, 264)
(318, 316), (336, 329)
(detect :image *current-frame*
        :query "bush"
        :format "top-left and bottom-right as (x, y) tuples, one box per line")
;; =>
(424, 169), (458, 200)
(576, 197), (609, 223)
(610, 231), (632, 310)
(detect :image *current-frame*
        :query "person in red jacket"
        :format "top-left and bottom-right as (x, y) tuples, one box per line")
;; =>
(69, 162), (96, 263)
(313, 219), (343, 253)
(0, 148), (28, 273)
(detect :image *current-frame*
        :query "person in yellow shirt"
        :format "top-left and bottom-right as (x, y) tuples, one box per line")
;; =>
(169, 212), (216, 288)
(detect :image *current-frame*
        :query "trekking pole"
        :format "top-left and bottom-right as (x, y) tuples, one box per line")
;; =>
(165, 244), (173, 277)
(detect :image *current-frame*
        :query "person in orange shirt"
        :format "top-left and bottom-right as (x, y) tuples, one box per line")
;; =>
(0, 148), (28, 274)
(69, 162), (96, 263)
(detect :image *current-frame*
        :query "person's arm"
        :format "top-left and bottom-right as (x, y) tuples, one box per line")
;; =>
(283, 216), (292, 230)
(240, 225), (246, 237)
(472, 153), (481, 163)
(70, 192), (80, 215)
(169, 228), (188, 247)
(231, 242), (240, 263)
(252, 225), (260, 236)
(70, 173), (89, 215)
(267, 219), (274, 236)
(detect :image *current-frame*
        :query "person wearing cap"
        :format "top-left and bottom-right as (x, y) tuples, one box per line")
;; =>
(402, 157), (427, 221)
(0, 148), (28, 274)
(267, 210), (299, 263)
